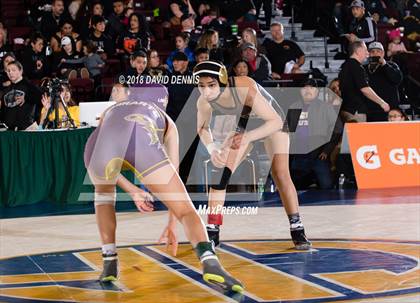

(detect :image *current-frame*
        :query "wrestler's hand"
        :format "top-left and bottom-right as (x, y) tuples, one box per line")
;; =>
(130, 189), (154, 212)
(210, 148), (228, 168)
(223, 132), (250, 150)
(158, 223), (178, 256)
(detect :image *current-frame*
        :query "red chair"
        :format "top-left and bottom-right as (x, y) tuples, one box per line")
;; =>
(8, 27), (32, 45)
(69, 78), (95, 102)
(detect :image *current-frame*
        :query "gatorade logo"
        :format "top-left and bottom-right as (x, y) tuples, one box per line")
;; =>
(356, 145), (381, 169)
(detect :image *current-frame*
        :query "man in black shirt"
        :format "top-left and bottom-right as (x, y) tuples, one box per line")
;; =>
(339, 41), (390, 122)
(262, 22), (305, 78)
(40, 0), (70, 40)
(0, 61), (42, 130)
(22, 33), (49, 80)
(364, 42), (402, 121)
(346, 0), (376, 45)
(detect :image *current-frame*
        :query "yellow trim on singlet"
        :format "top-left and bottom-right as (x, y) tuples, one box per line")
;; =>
(137, 159), (171, 179)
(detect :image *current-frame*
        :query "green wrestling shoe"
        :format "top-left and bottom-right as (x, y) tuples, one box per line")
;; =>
(99, 253), (118, 282)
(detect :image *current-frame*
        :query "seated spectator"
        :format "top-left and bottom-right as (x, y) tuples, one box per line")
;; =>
(124, 50), (148, 78)
(364, 42), (402, 121)
(53, 36), (84, 79)
(388, 108), (409, 121)
(231, 59), (250, 77)
(166, 33), (195, 72)
(117, 13), (150, 56)
(0, 27), (11, 60)
(180, 14), (202, 49)
(62, 42), (105, 86)
(40, 0), (71, 40)
(262, 22), (305, 78)
(108, 0), (128, 40)
(241, 27), (259, 48)
(39, 83), (80, 128)
(194, 47), (209, 63)
(289, 79), (340, 190)
(88, 15), (115, 60)
(219, 0), (257, 23)
(79, 1), (105, 39)
(50, 20), (82, 53)
(197, 29), (224, 62)
(22, 33), (50, 80)
(0, 52), (15, 88)
(0, 61), (42, 130)
(327, 78), (343, 107)
(169, 0), (196, 26)
(387, 28), (409, 58)
(166, 51), (193, 121)
(147, 49), (168, 77)
(68, 0), (83, 21)
(241, 42), (272, 83)
(339, 41), (390, 122)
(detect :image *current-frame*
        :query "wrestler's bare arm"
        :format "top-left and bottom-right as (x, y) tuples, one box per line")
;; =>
(196, 97), (215, 146)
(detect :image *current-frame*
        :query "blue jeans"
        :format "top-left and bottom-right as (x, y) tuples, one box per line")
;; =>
(290, 155), (333, 189)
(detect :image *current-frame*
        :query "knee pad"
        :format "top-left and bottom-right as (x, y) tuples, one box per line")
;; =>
(210, 167), (232, 190)
(94, 191), (116, 207)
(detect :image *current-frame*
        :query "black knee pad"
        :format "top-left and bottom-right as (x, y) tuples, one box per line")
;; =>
(210, 167), (232, 190)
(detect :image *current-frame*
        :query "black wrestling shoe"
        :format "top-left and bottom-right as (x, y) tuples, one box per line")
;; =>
(99, 253), (118, 282)
(291, 228), (312, 250)
(202, 255), (244, 293)
(206, 224), (220, 247)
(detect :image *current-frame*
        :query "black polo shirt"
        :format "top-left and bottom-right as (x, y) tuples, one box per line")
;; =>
(338, 58), (370, 114)
(262, 38), (305, 74)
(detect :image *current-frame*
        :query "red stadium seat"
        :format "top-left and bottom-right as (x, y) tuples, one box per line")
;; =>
(69, 78), (94, 102)
(8, 27), (32, 45)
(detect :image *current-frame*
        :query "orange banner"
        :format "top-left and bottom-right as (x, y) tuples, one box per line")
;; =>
(347, 121), (420, 189)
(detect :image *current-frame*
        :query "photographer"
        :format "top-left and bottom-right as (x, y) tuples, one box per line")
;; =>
(39, 82), (79, 128)
(364, 42), (402, 121)
(0, 61), (42, 130)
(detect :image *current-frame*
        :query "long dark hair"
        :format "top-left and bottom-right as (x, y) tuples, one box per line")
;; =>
(128, 13), (150, 36)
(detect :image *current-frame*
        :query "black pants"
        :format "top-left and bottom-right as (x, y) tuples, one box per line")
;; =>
(254, 0), (273, 27)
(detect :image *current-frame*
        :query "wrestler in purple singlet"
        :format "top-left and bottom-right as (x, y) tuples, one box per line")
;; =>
(84, 84), (170, 182)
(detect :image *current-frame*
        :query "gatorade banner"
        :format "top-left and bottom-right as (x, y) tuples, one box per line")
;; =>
(347, 121), (420, 189)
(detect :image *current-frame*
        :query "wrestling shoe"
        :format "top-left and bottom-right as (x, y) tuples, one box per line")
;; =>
(202, 254), (244, 293)
(99, 253), (118, 282)
(291, 228), (312, 250)
(206, 224), (220, 246)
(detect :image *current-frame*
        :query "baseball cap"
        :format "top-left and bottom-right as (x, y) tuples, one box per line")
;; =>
(302, 78), (319, 88)
(350, 0), (365, 8)
(61, 36), (72, 46)
(241, 42), (257, 52)
(368, 41), (384, 51)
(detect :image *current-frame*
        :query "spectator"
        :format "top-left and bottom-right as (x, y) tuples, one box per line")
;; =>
(388, 108), (409, 121)
(53, 36), (84, 79)
(254, 0), (273, 29)
(68, 0), (83, 21)
(0, 27), (11, 60)
(62, 42), (105, 86)
(40, 0), (71, 40)
(50, 20), (82, 53)
(108, 0), (127, 40)
(0, 61), (42, 130)
(22, 33), (49, 80)
(241, 27), (259, 48)
(364, 42), (402, 121)
(79, 1), (105, 39)
(197, 29), (224, 62)
(166, 51), (193, 121)
(339, 41), (390, 122)
(0, 52), (15, 88)
(147, 49), (167, 77)
(195, 47), (209, 63)
(169, 0), (196, 26)
(117, 13), (150, 55)
(180, 14), (202, 49)
(219, 0), (257, 23)
(241, 42), (272, 83)
(125, 50), (148, 78)
(166, 33), (195, 72)
(88, 15), (115, 60)
(231, 59), (250, 76)
(387, 28), (409, 57)
(39, 83), (80, 128)
(327, 78), (343, 107)
(262, 22), (305, 78)
(289, 79), (339, 190)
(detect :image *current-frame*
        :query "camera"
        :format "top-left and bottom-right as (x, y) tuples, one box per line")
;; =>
(369, 56), (380, 64)
(41, 78), (68, 95)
